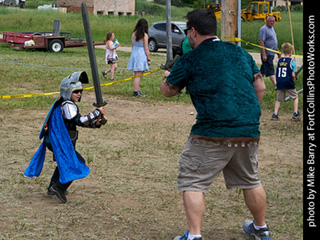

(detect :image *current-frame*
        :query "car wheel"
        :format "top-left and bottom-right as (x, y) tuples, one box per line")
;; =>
(148, 38), (158, 52)
(49, 39), (64, 53)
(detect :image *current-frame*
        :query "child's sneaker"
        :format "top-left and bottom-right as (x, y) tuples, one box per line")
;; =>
(47, 187), (69, 196)
(173, 231), (202, 240)
(242, 220), (271, 240)
(292, 111), (301, 121)
(50, 185), (67, 203)
(137, 90), (146, 97)
(133, 91), (146, 98)
(271, 113), (279, 121)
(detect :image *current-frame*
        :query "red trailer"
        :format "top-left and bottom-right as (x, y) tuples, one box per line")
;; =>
(0, 31), (105, 52)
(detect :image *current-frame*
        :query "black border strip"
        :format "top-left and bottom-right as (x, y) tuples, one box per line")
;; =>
(303, 1), (320, 237)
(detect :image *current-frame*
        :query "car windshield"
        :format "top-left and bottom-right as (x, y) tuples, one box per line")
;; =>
(176, 23), (186, 30)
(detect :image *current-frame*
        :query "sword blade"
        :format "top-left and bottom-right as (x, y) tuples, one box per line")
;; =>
(284, 65), (303, 102)
(81, 2), (106, 107)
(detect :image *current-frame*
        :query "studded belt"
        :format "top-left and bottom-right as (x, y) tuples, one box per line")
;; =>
(189, 133), (260, 147)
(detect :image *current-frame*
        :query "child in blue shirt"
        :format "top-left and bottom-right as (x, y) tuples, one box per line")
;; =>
(271, 43), (300, 121)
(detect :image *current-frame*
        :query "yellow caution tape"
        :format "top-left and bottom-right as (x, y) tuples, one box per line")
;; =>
(0, 68), (162, 99)
(0, 91), (60, 99)
(89, 68), (162, 89)
(221, 37), (303, 59)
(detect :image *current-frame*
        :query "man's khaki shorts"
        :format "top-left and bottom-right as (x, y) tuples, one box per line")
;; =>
(177, 136), (262, 193)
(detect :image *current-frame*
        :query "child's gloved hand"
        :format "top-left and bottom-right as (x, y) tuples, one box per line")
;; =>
(96, 107), (107, 125)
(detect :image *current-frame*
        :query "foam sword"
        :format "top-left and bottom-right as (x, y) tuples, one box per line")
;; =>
(81, 2), (107, 124)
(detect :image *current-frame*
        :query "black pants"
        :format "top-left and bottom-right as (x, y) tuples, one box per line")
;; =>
(46, 140), (85, 191)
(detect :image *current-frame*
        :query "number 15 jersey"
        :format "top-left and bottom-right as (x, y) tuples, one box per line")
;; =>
(276, 57), (297, 90)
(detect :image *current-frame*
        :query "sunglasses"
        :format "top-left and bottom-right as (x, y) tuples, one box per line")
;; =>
(184, 27), (191, 35)
(73, 90), (83, 94)
(184, 26), (195, 35)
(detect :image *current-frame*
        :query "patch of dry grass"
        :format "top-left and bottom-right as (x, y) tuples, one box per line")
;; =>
(0, 95), (302, 240)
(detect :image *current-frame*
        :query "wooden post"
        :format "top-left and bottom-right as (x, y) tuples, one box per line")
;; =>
(286, 0), (296, 58)
(237, 0), (241, 46)
(221, 0), (237, 43)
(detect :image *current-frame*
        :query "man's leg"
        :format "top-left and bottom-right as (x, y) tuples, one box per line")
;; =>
(243, 185), (266, 226)
(183, 191), (205, 235)
(269, 75), (276, 88)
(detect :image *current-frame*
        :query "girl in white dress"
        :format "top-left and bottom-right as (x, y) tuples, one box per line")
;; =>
(102, 32), (120, 81)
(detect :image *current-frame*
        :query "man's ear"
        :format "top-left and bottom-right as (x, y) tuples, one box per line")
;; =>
(191, 27), (197, 38)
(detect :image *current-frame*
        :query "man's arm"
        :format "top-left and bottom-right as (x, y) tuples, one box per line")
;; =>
(160, 71), (181, 97)
(276, 48), (281, 58)
(253, 73), (266, 104)
(259, 40), (267, 62)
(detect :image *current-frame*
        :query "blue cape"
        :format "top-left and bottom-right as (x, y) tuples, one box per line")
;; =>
(24, 103), (90, 184)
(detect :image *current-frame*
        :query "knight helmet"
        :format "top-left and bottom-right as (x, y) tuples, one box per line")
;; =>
(59, 71), (89, 101)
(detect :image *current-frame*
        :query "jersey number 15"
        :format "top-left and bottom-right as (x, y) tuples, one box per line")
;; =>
(278, 67), (287, 78)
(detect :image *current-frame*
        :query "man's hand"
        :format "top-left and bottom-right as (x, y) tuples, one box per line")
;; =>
(160, 71), (181, 98)
(262, 54), (267, 62)
(163, 70), (170, 79)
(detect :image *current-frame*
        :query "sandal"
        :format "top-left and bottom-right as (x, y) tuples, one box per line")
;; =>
(101, 71), (107, 79)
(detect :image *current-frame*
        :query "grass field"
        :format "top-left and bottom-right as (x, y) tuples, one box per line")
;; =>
(0, 2), (303, 240)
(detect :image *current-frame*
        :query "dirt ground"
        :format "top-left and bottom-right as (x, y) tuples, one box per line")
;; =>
(0, 94), (303, 240)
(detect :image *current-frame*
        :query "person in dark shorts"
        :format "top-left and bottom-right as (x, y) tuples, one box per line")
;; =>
(259, 15), (281, 88)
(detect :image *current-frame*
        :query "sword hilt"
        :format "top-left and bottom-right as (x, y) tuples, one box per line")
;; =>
(93, 101), (107, 108)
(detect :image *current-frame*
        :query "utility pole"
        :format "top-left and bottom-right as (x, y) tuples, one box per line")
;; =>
(166, 0), (173, 65)
(286, 0), (296, 58)
(221, 0), (239, 44)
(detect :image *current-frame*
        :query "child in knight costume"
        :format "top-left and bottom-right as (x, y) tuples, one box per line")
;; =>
(25, 71), (106, 203)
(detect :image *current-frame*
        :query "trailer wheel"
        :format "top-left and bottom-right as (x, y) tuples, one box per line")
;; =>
(49, 39), (64, 53)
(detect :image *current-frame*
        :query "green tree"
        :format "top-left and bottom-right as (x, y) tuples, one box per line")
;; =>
(181, 0), (196, 6)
